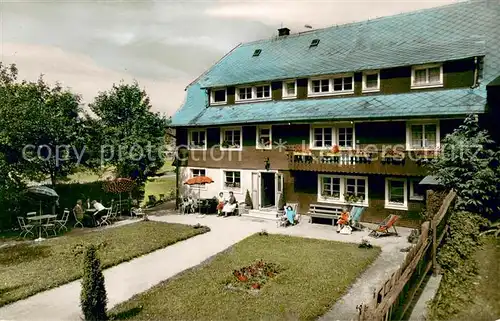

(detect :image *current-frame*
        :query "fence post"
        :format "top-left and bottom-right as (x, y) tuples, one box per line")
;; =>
(431, 218), (437, 276)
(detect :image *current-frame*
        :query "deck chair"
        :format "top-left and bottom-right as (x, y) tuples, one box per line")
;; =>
(349, 206), (365, 230)
(286, 203), (300, 223)
(369, 214), (400, 237)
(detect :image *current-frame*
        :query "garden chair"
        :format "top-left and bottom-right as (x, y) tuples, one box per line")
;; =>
(42, 216), (57, 237)
(369, 214), (400, 238)
(349, 206), (366, 230)
(54, 209), (70, 231)
(276, 212), (288, 227)
(286, 202), (300, 223)
(27, 211), (37, 217)
(96, 207), (112, 227)
(17, 217), (35, 238)
(73, 209), (84, 228)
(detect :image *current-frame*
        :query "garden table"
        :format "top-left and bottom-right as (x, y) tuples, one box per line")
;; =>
(27, 214), (57, 242)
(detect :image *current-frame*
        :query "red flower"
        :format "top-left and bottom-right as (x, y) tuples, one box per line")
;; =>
(332, 145), (340, 153)
(251, 283), (261, 289)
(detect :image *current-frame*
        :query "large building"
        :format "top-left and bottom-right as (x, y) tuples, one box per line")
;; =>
(171, 0), (500, 225)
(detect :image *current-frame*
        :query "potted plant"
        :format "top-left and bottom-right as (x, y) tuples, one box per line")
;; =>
(245, 190), (253, 210)
(277, 192), (286, 211)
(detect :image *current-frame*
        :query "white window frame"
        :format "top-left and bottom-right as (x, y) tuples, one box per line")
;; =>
(362, 70), (380, 93)
(411, 63), (443, 89)
(409, 178), (424, 201)
(210, 88), (227, 105)
(385, 177), (408, 210)
(220, 126), (243, 151)
(282, 80), (297, 99)
(222, 170), (242, 191)
(190, 168), (207, 190)
(188, 128), (207, 150)
(317, 174), (369, 206)
(256, 125), (272, 150)
(317, 174), (369, 207)
(308, 74), (354, 97)
(309, 123), (355, 150)
(235, 84), (272, 103)
(406, 120), (440, 151)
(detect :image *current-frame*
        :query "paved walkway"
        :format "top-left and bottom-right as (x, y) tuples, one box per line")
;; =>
(0, 215), (412, 321)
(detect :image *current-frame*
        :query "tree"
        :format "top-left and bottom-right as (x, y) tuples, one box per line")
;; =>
(430, 114), (500, 219)
(0, 63), (89, 186)
(88, 81), (168, 187)
(80, 244), (108, 321)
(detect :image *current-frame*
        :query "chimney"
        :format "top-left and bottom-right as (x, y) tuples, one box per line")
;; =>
(278, 27), (290, 37)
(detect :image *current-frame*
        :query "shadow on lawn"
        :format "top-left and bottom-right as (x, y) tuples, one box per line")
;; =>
(109, 306), (143, 320)
(0, 284), (24, 297)
(0, 243), (52, 265)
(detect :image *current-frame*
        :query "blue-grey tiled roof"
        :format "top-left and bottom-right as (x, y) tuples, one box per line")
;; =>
(172, 0), (499, 127)
(173, 86), (487, 126)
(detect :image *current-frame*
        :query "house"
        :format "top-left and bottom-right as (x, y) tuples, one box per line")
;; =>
(171, 0), (500, 225)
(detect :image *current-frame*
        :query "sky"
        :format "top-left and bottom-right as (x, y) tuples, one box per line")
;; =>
(0, 0), (459, 116)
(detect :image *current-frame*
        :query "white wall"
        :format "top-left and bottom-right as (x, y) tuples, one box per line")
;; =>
(179, 167), (254, 203)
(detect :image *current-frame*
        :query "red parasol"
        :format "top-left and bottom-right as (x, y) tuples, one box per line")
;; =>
(184, 176), (214, 215)
(102, 178), (136, 206)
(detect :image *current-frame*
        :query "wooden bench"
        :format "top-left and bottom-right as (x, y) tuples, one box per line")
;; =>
(308, 203), (344, 225)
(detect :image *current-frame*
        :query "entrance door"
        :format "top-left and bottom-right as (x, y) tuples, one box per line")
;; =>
(251, 172), (259, 209)
(275, 173), (284, 208)
(260, 172), (276, 208)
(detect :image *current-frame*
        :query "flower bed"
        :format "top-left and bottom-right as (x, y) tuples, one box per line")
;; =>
(226, 260), (281, 291)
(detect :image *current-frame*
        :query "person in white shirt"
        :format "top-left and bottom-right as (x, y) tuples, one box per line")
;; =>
(92, 200), (106, 212)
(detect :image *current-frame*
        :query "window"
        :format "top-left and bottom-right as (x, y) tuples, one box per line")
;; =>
(224, 171), (241, 189)
(309, 74), (354, 96)
(253, 49), (261, 57)
(311, 79), (329, 93)
(312, 127), (333, 148)
(210, 88), (226, 105)
(310, 39), (320, 48)
(337, 127), (353, 148)
(410, 178), (424, 201)
(363, 71), (380, 92)
(282, 80), (296, 98)
(221, 127), (242, 150)
(188, 129), (206, 150)
(255, 85), (270, 98)
(310, 124), (355, 149)
(406, 121), (440, 150)
(256, 126), (272, 149)
(191, 168), (207, 189)
(236, 84), (272, 102)
(411, 64), (443, 88)
(385, 178), (408, 210)
(318, 175), (368, 205)
(238, 87), (252, 100)
(333, 76), (353, 92)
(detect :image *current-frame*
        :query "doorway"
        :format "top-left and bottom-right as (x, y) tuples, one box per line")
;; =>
(260, 172), (276, 208)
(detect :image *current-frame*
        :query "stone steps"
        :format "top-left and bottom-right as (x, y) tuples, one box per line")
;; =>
(241, 209), (278, 221)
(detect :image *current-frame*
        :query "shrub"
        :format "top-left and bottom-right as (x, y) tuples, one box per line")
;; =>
(80, 244), (108, 321)
(277, 193), (285, 211)
(244, 190), (253, 209)
(358, 238), (373, 249)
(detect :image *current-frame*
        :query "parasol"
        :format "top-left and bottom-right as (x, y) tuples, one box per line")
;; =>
(184, 176), (214, 215)
(25, 186), (59, 214)
(102, 178), (136, 207)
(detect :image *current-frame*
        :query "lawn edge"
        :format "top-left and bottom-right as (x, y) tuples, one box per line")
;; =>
(0, 222), (210, 308)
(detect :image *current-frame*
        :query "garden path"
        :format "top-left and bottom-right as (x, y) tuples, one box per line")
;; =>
(0, 214), (411, 321)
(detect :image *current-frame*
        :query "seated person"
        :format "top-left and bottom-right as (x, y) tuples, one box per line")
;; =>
(92, 200), (106, 212)
(91, 200), (108, 224)
(284, 205), (296, 225)
(216, 192), (225, 216)
(222, 191), (237, 217)
(74, 199), (93, 227)
(337, 208), (350, 233)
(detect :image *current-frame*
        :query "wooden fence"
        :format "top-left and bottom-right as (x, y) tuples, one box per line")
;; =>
(357, 190), (456, 321)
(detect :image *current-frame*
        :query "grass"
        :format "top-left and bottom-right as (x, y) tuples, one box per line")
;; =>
(110, 234), (380, 321)
(0, 221), (209, 307)
(143, 177), (176, 204)
(448, 237), (500, 321)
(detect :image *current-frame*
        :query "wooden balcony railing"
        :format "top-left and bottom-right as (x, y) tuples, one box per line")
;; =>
(287, 150), (437, 176)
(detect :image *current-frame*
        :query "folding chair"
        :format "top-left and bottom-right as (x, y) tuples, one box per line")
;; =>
(55, 209), (70, 231)
(42, 216), (57, 237)
(73, 209), (84, 228)
(17, 217), (35, 238)
(95, 207), (111, 227)
(369, 214), (400, 237)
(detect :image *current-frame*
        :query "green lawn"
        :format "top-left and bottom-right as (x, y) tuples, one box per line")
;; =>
(110, 234), (380, 321)
(143, 177), (176, 204)
(0, 221), (209, 307)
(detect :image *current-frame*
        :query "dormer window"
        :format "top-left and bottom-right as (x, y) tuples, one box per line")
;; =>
(310, 39), (320, 48)
(236, 84), (272, 102)
(362, 71), (380, 92)
(411, 64), (443, 88)
(210, 88), (227, 105)
(253, 49), (262, 57)
(309, 74), (354, 97)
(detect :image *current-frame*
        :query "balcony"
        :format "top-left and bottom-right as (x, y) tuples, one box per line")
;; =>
(287, 148), (437, 176)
